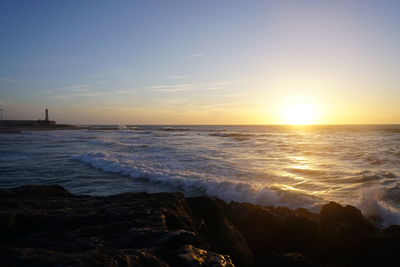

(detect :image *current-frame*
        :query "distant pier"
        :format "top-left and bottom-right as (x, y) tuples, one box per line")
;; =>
(0, 108), (77, 133)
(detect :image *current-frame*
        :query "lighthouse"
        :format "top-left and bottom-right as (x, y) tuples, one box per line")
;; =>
(45, 108), (49, 121)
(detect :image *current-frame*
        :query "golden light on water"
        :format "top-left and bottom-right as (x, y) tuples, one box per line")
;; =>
(281, 102), (318, 125)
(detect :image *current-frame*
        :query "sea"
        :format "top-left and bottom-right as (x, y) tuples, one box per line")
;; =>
(1, 125), (400, 226)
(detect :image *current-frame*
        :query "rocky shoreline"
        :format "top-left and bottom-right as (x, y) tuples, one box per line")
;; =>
(1, 185), (399, 266)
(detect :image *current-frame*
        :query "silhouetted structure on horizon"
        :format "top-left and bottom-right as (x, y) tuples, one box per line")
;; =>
(45, 108), (49, 121)
(0, 108), (56, 127)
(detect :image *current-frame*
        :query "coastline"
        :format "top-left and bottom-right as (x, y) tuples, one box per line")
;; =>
(0, 124), (80, 133)
(0, 124), (131, 133)
(1, 185), (399, 266)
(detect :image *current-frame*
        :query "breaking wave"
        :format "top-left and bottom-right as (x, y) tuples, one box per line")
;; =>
(158, 127), (189, 131)
(357, 186), (400, 227)
(72, 151), (318, 209)
(210, 132), (254, 138)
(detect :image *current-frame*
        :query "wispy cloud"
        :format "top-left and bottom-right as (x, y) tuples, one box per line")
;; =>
(95, 80), (108, 85)
(0, 99), (10, 106)
(149, 83), (197, 92)
(29, 56), (72, 67)
(149, 80), (235, 93)
(0, 77), (21, 84)
(166, 75), (189, 80)
(71, 92), (106, 97)
(123, 76), (136, 81)
(44, 84), (90, 94)
(205, 98), (285, 109)
(218, 92), (250, 98)
(48, 92), (106, 99)
(114, 90), (136, 95)
(187, 53), (205, 58)
(201, 80), (235, 91)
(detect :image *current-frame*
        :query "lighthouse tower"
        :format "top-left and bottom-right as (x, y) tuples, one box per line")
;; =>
(45, 108), (49, 121)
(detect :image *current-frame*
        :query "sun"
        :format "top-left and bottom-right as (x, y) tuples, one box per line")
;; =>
(282, 102), (318, 125)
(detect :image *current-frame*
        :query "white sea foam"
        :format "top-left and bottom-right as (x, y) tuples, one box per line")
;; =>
(357, 186), (400, 227)
(72, 151), (317, 209)
(72, 150), (400, 225)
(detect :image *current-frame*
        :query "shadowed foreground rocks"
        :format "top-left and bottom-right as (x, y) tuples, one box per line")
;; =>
(0, 185), (399, 266)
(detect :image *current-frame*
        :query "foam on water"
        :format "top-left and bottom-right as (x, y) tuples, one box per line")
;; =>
(357, 186), (400, 227)
(1, 125), (400, 226)
(72, 151), (318, 209)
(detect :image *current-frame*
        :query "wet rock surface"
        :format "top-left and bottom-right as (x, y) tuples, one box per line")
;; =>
(0, 185), (399, 266)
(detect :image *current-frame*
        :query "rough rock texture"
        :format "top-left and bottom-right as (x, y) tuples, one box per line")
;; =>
(0, 185), (399, 266)
(0, 185), (232, 266)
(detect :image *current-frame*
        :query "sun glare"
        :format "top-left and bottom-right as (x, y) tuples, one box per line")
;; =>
(282, 102), (318, 125)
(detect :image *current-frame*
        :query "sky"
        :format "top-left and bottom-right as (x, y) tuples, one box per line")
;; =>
(0, 0), (399, 125)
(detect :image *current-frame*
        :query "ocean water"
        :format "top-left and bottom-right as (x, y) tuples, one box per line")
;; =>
(1, 125), (400, 225)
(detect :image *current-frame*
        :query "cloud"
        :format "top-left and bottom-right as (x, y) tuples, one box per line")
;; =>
(95, 80), (108, 85)
(149, 83), (197, 92)
(218, 92), (249, 98)
(114, 90), (136, 95)
(166, 75), (189, 80)
(45, 84), (90, 94)
(123, 76), (136, 81)
(205, 98), (285, 109)
(187, 53), (205, 58)
(0, 99), (10, 106)
(48, 92), (106, 99)
(0, 77), (20, 84)
(72, 92), (106, 97)
(149, 80), (235, 93)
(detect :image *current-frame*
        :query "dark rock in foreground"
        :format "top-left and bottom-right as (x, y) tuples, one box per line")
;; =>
(0, 185), (399, 266)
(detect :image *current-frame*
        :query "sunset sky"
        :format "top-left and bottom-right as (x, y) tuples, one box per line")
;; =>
(1, 0), (399, 125)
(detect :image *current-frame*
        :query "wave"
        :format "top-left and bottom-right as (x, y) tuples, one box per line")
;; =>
(89, 139), (150, 148)
(132, 130), (153, 134)
(365, 157), (388, 166)
(209, 132), (255, 141)
(118, 125), (139, 130)
(89, 139), (115, 146)
(157, 127), (189, 131)
(23, 131), (63, 138)
(210, 132), (254, 138)
(356, 171), (397, 183)
(71, 151), (400, 226)
(71, 151), (318, 209)
(286, 167), (330, 177)
(88, 127), (120, 130)
(357, 186), (400, 227)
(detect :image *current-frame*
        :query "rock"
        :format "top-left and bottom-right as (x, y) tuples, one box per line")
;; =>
(0, 185), (73, 199)
(225, 202), (319, 255)
(1, 185), (399, 267)
(368, 215), (384, 228)
(0, 213), (39, 234)
(254, 252), (317, 267)
(174, 245), (235, 267)
(0, 245), (170, 267)
(187, 197), (253, 266)
(0, 186), (232, 267)
(320, 202), (376, 237)
(382, 225), (400, 234)
(226, 202), (283, 253)
(319, 202), (379, 264)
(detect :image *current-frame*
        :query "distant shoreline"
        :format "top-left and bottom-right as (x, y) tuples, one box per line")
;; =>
(0, 124), (81, 133)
